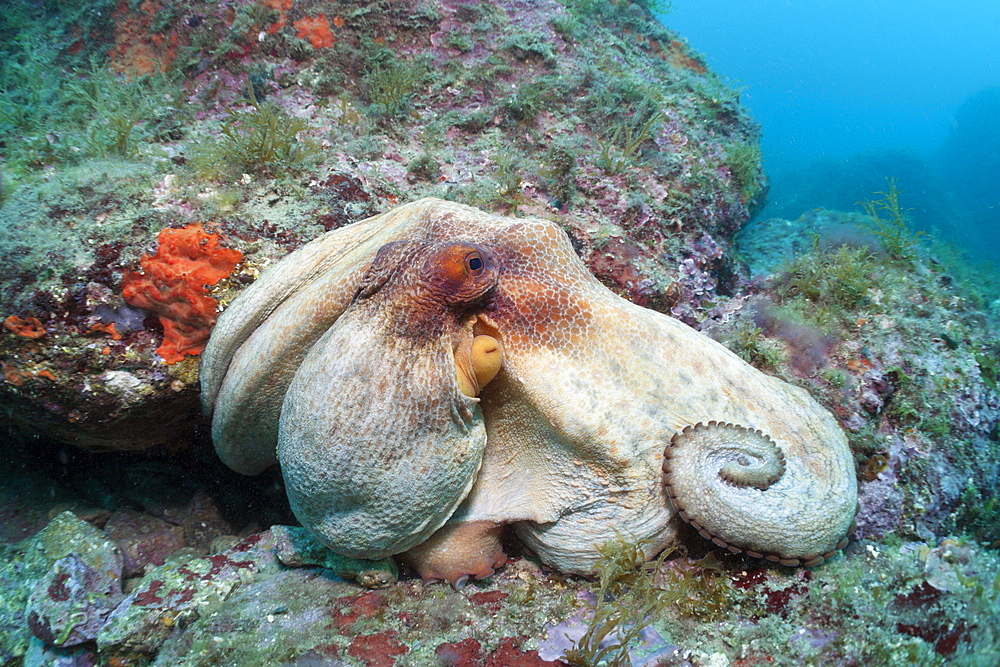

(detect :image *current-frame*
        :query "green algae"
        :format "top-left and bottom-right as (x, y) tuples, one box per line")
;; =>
(0, 543), (45, 664)
(725, 140), (764, 201)
(0, 43), (186, 172)
(858, 178), (927, 262)
(778, 243), (880, 320)
(596, 110), (663, 175)
(562, 537), (740, 666)
(0, 158), (163, 313)
(564, 538), (672, 666)
(714, 318), (786, 372)
(191, 100), (322, 181)
(362, 56), (430, 121)
(540, 137), (582, 208)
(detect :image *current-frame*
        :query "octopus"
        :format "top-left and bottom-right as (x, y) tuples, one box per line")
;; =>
(200, 198), (858, 586)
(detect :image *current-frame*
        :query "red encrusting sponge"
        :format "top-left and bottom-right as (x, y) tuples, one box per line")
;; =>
(123, 225), (242, 364)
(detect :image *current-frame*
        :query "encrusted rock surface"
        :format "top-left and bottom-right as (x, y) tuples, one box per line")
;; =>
(0, 0), (762, 450)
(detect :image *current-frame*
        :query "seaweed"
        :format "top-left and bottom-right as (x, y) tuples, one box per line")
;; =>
(955, 478), (1000, 544)
(725, 141), (762, 201)
(362, 57), (429, 120)
(1, 53), (185, 168)
(0, 41), (79, 168)
(540, 137), (581, 208)
(191, 98), (321, 179)
(406, 154), (441, 183)
(563, 536), (736, 666)
(857, 178), (927, 261)
(595, 110), (663, 175)
(717, 318), (786, 371)
(567, 0), (673, 21)
(484, 151), (526, 211)
(563, 537), (674, 667)
(84, 110), (142, 158)
(501, 31), (559, 66)
(976, 351), (998, 393)
(779, 243), (879, 316)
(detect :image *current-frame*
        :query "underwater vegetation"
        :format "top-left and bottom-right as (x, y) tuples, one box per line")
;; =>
(779, 243), (879, 318)
(0, 48), (186, 171)
(560, 538), (737, 666)
(191, 97), (322, 180)
(562, 539), (671, 666)
(857, 177), (926, 262)
(595, 110), (664, 175)
(725, 140), (763, 202)
(362, 56), (430, 120)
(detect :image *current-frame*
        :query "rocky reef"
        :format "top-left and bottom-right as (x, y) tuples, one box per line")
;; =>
(1, 0), (998, 665)
(0, 0), (762, 449)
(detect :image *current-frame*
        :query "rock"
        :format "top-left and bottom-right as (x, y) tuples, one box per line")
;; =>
(180, 490), (234, 551)
(96, 531), (281, 661)
(46, 502), (113, 528)
(24, 512), (124, 585)
(26, 553), (124, 647)
(23, 637), (100, 667)
(272, 525), (399, 589)
(9, 512), (126, 654)
(207, 535), (241, 554)
(103, 509), (186, 578)
(0, 543), (47, 664)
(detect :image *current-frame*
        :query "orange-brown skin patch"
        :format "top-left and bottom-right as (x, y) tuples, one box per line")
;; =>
(354, 240), (498, 341)
(482, 272), (592, 351)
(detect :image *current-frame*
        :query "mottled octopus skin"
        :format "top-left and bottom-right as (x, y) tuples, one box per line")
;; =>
(201, 198), (858, 580)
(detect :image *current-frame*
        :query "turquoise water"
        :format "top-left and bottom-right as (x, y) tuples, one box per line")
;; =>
(665, 0), (1000, 267)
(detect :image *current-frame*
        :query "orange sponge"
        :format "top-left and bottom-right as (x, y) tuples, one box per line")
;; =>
(4, 316), (46, 339)
(123, 225), (242, 364)
(294, 15), (335, 48)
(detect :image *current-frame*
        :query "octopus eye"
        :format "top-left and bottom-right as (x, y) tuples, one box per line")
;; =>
(465, 252), (484, 275)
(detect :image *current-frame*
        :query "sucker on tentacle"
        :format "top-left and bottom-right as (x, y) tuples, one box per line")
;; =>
(663, 421), (854, 568)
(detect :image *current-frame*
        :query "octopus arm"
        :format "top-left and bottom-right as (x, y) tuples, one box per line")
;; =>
(278, 307), (487, 559)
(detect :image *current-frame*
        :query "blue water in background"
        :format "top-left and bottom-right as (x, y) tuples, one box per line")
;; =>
(662, 1), (1000, 268)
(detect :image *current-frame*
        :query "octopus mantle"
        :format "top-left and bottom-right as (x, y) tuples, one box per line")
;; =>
(200, 198), (858, 584)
